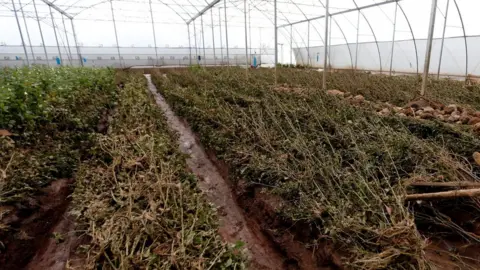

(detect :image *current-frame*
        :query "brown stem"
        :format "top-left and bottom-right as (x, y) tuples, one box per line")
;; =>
(405, 188), (480, 201)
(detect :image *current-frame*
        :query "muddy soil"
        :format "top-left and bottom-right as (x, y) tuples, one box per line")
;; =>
(145, 74), (341, 269)
(0, 179), (82, 270)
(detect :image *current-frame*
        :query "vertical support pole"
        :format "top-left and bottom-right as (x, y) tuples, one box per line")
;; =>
(389, 2), (398, 75)
(71, 18), (83, 66)
(149, 0), (159, 66)
(12, 0), (29, 66)
(211, 9), (216, 66)
(188, 23), (192, 66)
(437, 0), (450, 79)
(49, 5), (63, 66)
(244, 0), (248, 72)
(307, 21), (310, 66)
(218, 8), (224, 64)
(19, 0), (35, 64)
(323, 0), (330, 90)
(355, 11), (360, 71)
(193, 20), (198, 64)
(62, 16), (73, 65)
(328, 13), (332, 64)
(290, 24), (293, 65)
(200, 15), (206, 66)
(248, 2), (252, 56)
(274, 0), (277, 83)
(110, 0), (122, 67)
(33, 0), (48, 66)
(421, 0), (438, 96)
(224, 0), (229, 66)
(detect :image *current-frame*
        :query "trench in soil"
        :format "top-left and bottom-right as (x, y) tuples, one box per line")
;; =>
(145, 74), (340, 269)
(0, 179), (84, 270)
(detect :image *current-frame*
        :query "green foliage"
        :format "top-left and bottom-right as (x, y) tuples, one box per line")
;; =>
(0, 67), (116, 132)
(0, 66), (116, 208)
(152, 68), (480, 269)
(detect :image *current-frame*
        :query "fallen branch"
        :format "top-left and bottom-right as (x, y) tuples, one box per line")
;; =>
(405, 188), (480, 201)
(408, 181), (480, 188)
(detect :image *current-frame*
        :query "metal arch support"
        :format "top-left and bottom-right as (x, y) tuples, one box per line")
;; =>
(70, 18), (83, 66)
(210, 9), (216, 65)
(453, 0), (468, 80)
(397, 3), (419, 74)
(352, 0), (382, 72)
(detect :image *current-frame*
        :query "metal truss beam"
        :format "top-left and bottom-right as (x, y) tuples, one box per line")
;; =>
(186, 0), (220, 24)
(40, 0), (73, 19)
(278, 0), (400, 28)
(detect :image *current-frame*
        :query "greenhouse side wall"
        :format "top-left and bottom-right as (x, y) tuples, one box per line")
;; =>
(294, 36), (480, 77)
(0, 46), (274, 67)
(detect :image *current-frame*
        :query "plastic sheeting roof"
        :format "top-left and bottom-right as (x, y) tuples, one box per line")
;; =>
(0, 0), (479, 61)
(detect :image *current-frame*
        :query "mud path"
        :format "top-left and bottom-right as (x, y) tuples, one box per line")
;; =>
(145, 74), (286, 269)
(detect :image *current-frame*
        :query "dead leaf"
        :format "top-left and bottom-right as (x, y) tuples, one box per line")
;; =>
(473, 152), (480, 166)
(385, 205), (392, 216)
(0, 130), (12, 136)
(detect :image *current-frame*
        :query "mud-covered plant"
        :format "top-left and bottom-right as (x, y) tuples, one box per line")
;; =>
(72, 73), (245, 269)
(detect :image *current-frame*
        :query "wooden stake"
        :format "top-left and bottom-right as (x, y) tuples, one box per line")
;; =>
(408, 181), (480, 188)
(405, 188), (480, 201)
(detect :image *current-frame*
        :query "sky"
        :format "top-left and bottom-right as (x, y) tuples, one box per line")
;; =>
(0, 0), (479, 63)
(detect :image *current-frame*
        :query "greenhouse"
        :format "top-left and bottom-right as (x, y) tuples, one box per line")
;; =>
(2, 0), (480, 269)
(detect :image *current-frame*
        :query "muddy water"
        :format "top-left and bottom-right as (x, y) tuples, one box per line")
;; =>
(144, 74), (286, 269)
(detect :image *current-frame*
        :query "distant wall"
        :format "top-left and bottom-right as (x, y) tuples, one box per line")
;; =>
(0, 46), (274, 67)
(293, 36), (480, 77)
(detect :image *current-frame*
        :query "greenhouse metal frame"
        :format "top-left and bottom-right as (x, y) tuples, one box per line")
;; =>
(0, 0), (477, 92)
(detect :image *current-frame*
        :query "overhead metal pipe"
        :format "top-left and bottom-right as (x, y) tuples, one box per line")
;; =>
(421, 0), (438, 96)
(49, 5), (63, 66)
(437, 0), (449, 79)
(33, 0), (49, 66)
(186, 0), (220, 24)
(278, 0), (400, 28)
(322, 0), (329, 90)
(12, 0), (29, 66)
